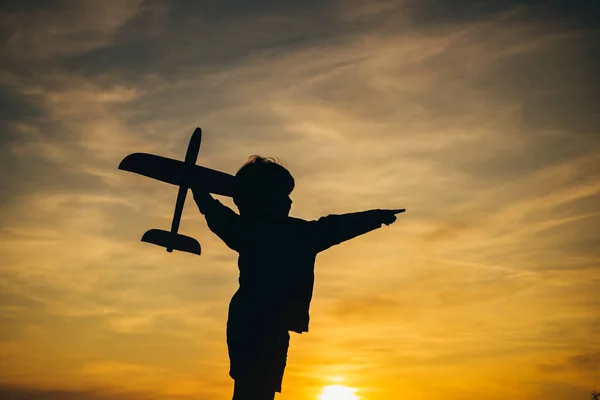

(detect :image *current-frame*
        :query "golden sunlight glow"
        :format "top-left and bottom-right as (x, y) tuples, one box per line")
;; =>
(0, 2), (598, 400)
(318, 384), (359, 400)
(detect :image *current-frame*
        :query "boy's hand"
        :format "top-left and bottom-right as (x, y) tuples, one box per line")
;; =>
(380, 209), (405, 226)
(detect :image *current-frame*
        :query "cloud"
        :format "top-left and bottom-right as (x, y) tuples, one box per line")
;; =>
(539, 351), (600, 373)
(0, 0), (598, 398)
(59, 0), (342, 82)
(527, 381), (591, 400)
(0, 0), (141, 60)
(0, 385), (202, 400)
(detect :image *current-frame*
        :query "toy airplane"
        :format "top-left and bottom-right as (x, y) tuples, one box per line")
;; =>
(118, 127), (234, 255)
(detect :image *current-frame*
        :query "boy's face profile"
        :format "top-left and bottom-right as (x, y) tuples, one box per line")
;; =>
(233, 156), (295, 221)
(262, 192), (292, 220)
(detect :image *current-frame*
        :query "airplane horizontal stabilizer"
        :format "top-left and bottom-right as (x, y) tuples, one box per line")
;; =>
(141, 229), (201, 255)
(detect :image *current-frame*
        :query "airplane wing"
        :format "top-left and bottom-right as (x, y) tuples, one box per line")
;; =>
(118, 153), (235, 197)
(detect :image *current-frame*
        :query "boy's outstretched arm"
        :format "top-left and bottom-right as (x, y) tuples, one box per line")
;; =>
(192, 186), (241, 252)
(311, 209), (405, 252)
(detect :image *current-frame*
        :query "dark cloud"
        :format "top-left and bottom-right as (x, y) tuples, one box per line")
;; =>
(0, 0), (73, 13)
(530, 381), (590, 400)
(64, 0), (600, 83)
(2, 0), (598, 86)
(538, 352), (600, 375)
(403, 25), (599, 186)
(402, 0), (600, 29)
(402, 0), (520, 27)
(61, 0), (341, 82)
(474, 35), (599, 135)
(0, 147), (108, 215)
(0, 286), (46, 340)
(0, 85), (44, 123)
(568, 352), (600, 370)
(0, 385), (201, 400)
(0, 84), (48, 161)
(160, 0), (327, 21)
(0, 88), (113, 222)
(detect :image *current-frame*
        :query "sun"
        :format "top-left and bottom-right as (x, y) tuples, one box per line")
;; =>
(318, 384), (359, 400)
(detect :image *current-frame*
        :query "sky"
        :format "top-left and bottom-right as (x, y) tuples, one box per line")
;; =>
(0, 0), (599, 399)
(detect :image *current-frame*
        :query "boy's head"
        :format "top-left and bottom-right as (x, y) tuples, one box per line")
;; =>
(233, 155), (294, 219)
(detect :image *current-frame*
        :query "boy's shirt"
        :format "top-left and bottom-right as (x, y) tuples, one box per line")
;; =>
(200, 198), (384, 333)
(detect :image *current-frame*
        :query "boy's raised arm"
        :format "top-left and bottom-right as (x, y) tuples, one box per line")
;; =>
(310, 209), (405, 253)
(192, 186), (241, 252)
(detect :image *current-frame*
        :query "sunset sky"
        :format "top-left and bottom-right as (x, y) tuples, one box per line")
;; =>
(0, 1), (599, 399)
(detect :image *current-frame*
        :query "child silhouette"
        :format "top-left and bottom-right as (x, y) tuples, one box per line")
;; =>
(192, 156), (404, 400)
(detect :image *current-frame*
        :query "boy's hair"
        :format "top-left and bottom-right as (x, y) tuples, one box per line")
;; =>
(233, 155), (295, 213)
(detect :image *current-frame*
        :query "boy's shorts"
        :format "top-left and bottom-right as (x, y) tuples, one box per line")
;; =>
(227, 321), (290, 393)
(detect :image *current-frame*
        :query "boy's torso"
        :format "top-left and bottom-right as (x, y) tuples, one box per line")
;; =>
(230, 217), (318, 333)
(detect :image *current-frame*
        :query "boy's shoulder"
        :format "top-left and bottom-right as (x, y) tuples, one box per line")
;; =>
(285, 216), (317, 232)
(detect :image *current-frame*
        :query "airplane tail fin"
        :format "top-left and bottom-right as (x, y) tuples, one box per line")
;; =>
(141, 229), (201, 255)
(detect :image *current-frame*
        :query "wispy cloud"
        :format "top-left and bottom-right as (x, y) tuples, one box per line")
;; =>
(0, 0), (598, 399)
